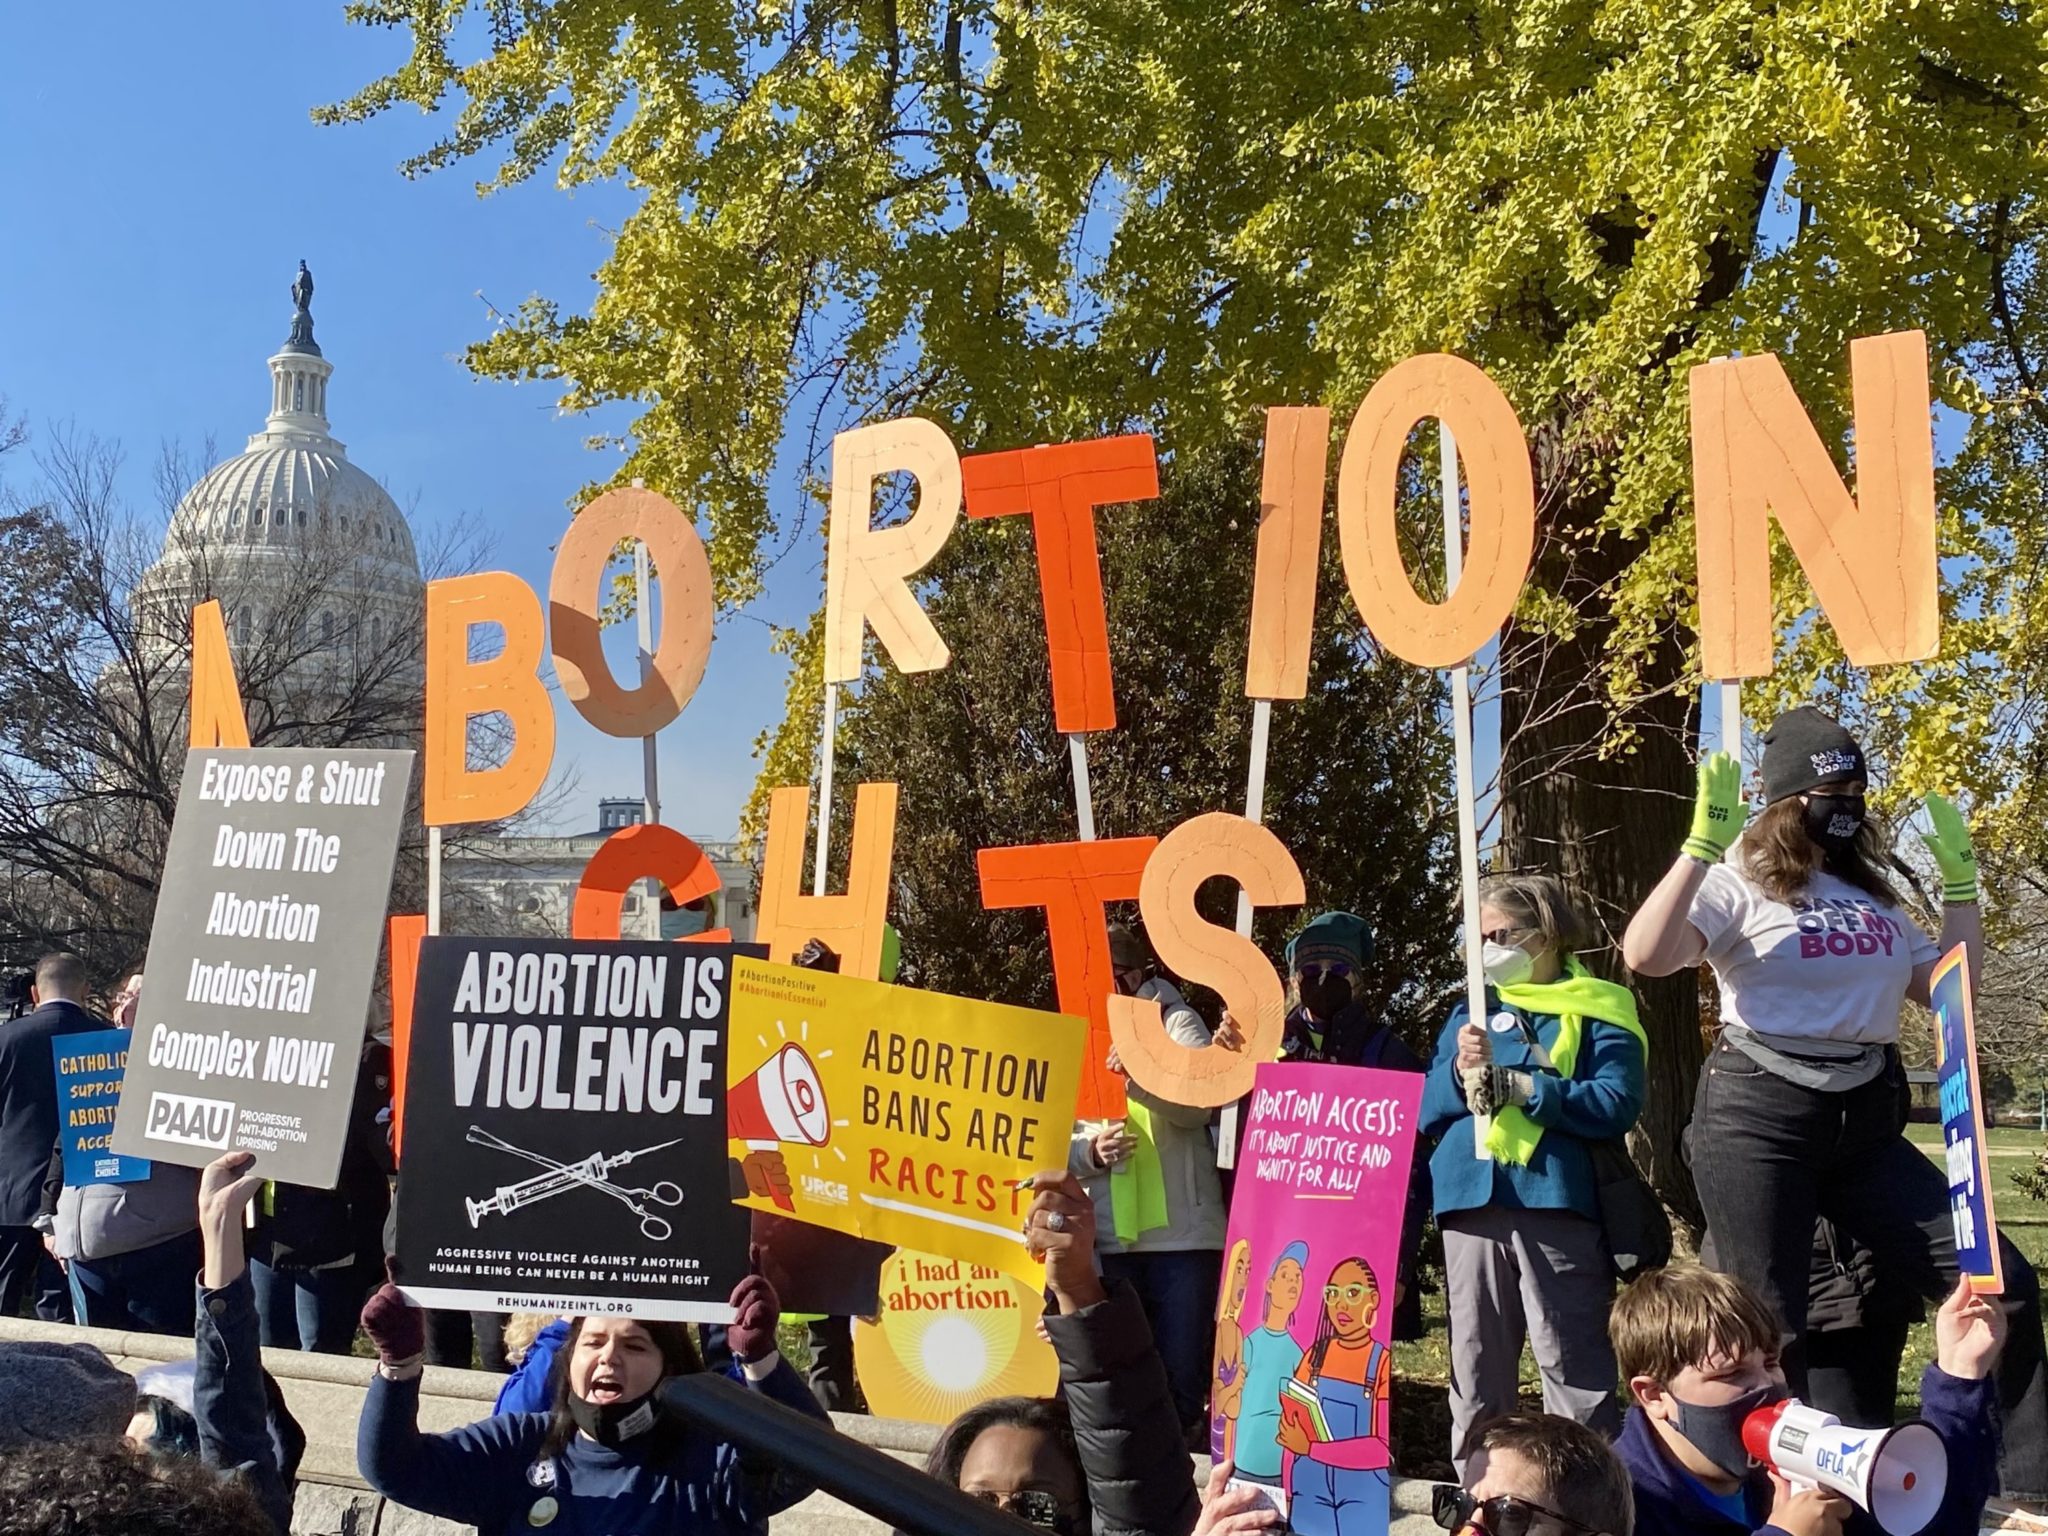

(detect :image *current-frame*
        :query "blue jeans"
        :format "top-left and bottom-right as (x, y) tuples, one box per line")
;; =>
(250, 1259), (360, 1354)
(1101, 1248), (1221, 1430)
(68, 1228), (204, 1336)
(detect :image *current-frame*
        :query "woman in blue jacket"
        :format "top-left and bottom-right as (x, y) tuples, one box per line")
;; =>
(1419, 872), (1646, 1472)
(356, 1269), (828, 1535)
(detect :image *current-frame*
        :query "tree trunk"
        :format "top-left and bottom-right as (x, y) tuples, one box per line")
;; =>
(1496, 495), (1705, 1236)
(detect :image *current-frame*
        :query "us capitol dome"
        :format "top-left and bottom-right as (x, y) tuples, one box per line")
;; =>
(135, 262), (425, 686)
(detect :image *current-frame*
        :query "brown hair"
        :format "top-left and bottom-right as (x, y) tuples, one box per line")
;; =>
(1610, 1263), (1784, 1384)
(1479, 873), (1595, 960)
(1456, 1414), (1634, 1536)
(1736, 798), (1902, 907)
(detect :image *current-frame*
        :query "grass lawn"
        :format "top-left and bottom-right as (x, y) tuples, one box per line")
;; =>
(1383, 1131), (2047, 1481)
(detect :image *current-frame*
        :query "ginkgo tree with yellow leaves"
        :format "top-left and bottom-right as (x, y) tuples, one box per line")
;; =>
(325, 0), (2048, 1215)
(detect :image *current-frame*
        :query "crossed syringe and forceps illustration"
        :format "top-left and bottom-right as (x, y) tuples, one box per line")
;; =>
(464, 1126), (686, 1241)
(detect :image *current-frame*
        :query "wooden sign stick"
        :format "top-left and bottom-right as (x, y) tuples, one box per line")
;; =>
(1718, 679), (1742, 761)
(1439, 424), (1493, 1159)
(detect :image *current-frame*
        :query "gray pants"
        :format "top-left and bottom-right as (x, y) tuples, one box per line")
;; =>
(1443, 1204), (1620, 1473)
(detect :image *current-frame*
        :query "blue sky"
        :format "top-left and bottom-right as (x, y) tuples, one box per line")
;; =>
(0, 5), (813, 840)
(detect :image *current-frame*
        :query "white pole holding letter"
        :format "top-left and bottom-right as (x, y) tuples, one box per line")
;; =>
(1440, 424), (1493, 1159)
(426, 825), (442, 936)
(814, 681), (838, 897)
(1219, 695), (1275, 1170)
(1719, 679), (1741, 763)
(1068, 734), (1098, 842)
(1234, 699), (1273, 936)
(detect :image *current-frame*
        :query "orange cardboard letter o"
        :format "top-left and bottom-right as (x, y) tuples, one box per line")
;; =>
(549, 485), (714, 737)
(1335, 354), (1535, 668)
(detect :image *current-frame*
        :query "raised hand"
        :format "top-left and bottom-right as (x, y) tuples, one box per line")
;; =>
(1682, 751), (1748, 864)
(1021, 1170), (1105, 1313)
(1921, 793), (1979, 905)
(361, 1256), (427, 1369)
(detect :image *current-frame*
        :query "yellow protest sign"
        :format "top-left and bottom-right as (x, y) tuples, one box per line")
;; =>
(726, 958), (1086, 1282)
(855, 1250), (1058, 1424)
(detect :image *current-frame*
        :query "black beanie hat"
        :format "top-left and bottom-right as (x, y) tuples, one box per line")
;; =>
(1759, 707), (1866, 805)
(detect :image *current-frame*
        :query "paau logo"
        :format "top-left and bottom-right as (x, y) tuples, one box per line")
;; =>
(145, 1091), (234, 1149)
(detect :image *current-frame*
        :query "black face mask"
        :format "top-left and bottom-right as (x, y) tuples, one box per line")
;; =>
(1670, 1384), (1787, 1481)
(567, 1390), (659, 1447)
(1300, 977), (1352, 1021)
(1803, 794), (1866, 853)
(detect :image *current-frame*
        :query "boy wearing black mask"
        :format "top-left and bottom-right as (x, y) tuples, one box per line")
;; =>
(1611, 1263), (2003, 1536)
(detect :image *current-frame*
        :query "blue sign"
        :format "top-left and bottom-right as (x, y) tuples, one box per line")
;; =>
(53, 1029), (151, 1186)
(1929, 946), (2003, 1293)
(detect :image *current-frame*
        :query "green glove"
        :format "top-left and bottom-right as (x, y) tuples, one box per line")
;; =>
(1682, 751), (1748, 864)
(1921, 793), (1979, 904)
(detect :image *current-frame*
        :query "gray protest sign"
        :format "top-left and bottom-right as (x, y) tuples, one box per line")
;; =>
(112, 748), (414, 1186)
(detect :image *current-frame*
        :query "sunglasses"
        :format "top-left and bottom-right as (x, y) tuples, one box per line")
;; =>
(1297, 961), (1353, 984)
(1324, 1283), (1375, 1305)
(1431, 1486), (1607, 1536)
(966, 1489), (1077, 1534)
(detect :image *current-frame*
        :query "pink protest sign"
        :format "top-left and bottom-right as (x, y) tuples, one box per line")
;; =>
(1210, 1062), (1422, 1535)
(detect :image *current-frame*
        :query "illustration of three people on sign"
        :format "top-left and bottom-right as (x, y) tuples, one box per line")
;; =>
(1211, 1238), (1392, 1536)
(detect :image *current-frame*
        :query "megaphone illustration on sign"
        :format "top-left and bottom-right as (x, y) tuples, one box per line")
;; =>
(1743, 1400), (1947, 1536)
(731, 1043), (832, 1211)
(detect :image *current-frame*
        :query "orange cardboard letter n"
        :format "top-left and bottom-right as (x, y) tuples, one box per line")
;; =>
(424, 572), (556, 826)
(1690, 330), (1938, 679)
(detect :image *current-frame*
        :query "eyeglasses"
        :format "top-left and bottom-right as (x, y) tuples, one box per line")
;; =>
(1431, 1485), (1608, 1536)
(1480, 929), (1532, 948)
(1297, 961), (1353, 984)
(966, 1489), (1077, 1533)
(1324, 1283), (1375, 1305)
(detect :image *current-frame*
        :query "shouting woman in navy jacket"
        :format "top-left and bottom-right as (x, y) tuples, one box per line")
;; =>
(357, 1265), (827, 1535)
(1419, 872), (1647, 1471)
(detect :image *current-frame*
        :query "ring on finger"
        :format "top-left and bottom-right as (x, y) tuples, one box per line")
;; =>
(1046, 1210), (1067, 1232)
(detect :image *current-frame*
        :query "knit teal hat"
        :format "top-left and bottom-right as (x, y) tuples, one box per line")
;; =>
(1285, 911), (1374, 972)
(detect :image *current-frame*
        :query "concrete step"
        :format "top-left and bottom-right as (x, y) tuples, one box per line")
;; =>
(0, 1316), (1438, 1534)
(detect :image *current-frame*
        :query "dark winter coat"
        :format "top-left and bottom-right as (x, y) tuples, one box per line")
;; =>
(1043, 1278), (1201, 1536)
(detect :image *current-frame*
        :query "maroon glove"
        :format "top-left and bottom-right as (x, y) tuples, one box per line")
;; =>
(726, 1273), (781, 1364)
(361, 1258), (426, 1365)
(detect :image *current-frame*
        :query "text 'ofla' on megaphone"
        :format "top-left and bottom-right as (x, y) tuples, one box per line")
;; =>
(1743, 1399), (1948, 1536)
(729, 1042), (832, 1212)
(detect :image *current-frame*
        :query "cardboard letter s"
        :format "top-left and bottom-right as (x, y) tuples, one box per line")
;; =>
(1108, 813), (1305, 1108)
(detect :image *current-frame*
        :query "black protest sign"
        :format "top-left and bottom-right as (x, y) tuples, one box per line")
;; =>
(112, 748), (413, 1186)
(394, 937), (756, 1322)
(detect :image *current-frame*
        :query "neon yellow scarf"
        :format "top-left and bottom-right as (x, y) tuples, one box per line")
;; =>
(1109, 1100), (1170, 1242)
(1482, 958), (1646, 1166)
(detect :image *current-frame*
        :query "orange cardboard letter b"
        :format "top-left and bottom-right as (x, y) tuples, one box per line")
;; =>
(425, 572), (556, 827)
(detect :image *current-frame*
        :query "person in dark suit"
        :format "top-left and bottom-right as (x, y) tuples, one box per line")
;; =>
(0, 954), (98, 1318)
